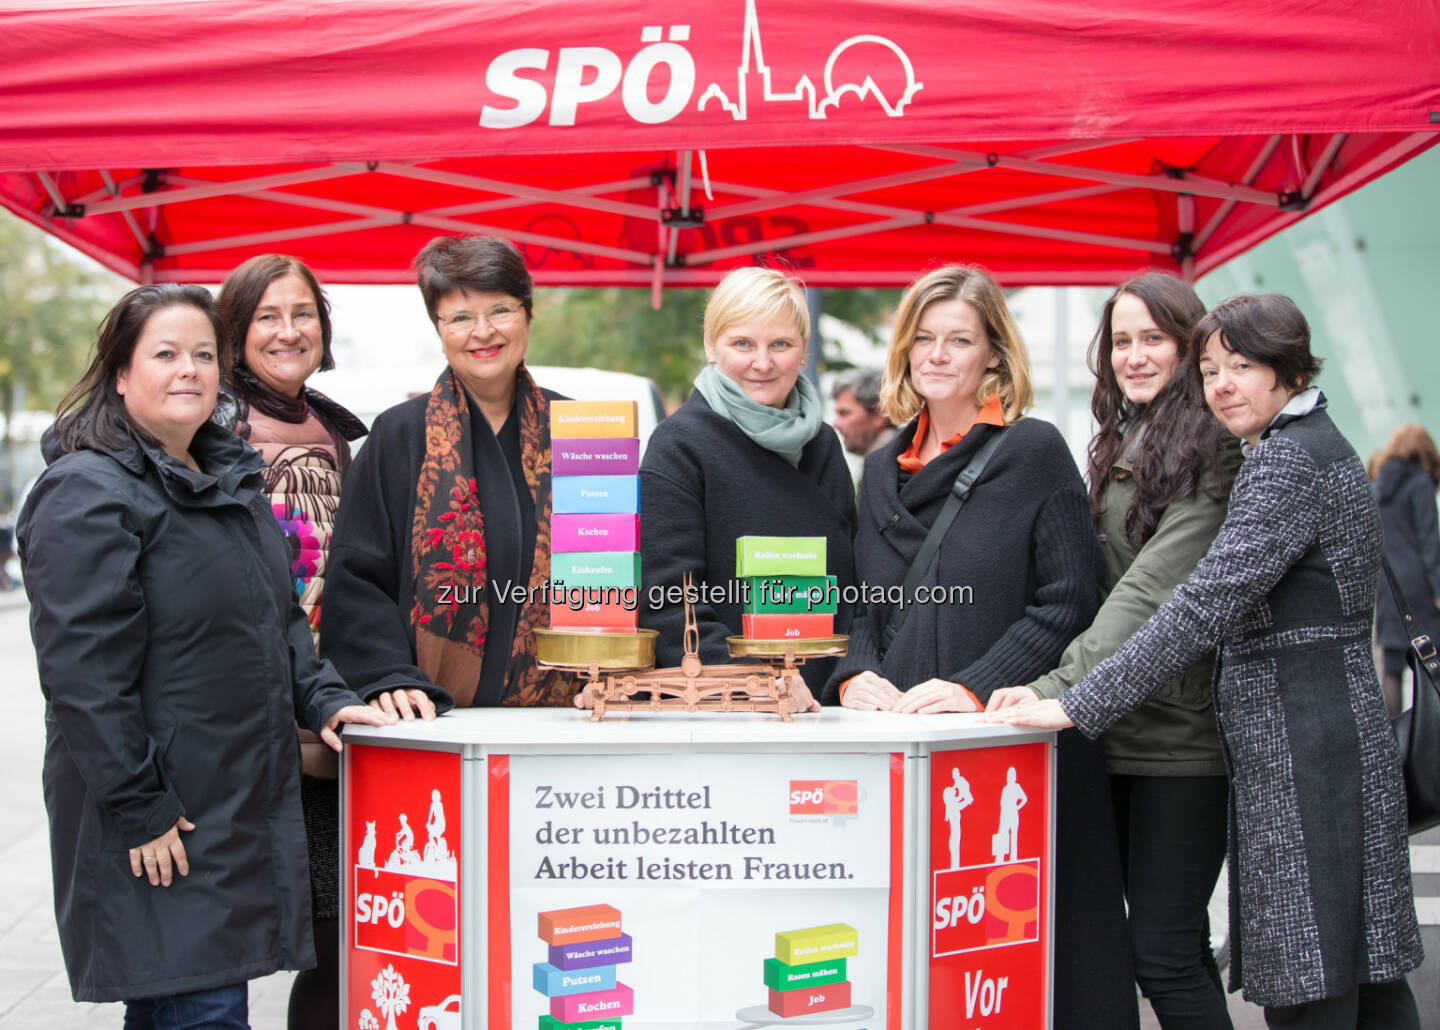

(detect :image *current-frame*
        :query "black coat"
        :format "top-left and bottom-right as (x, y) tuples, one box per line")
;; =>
(831, 416), (1139, 1030)
(18, 423), (361, 1002)
(1374, 457), (1440, 654)
(638, 392), (856, 692)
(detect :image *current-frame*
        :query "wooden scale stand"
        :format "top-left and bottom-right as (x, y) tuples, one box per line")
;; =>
(535, 576), (847, 722)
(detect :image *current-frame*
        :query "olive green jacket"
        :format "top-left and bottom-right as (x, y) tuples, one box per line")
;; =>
(1029, 442), (1240, 775)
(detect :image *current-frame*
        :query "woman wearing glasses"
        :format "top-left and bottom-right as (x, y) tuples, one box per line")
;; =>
(322, 235), (575, 715)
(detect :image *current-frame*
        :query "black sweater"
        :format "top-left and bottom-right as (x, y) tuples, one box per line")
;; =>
(638, 392), (857, 691)
(826, 415), (1104, 702)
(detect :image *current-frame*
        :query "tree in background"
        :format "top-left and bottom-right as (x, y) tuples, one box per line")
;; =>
(0, 217), (119, 504)
(527, 284), (898, 405)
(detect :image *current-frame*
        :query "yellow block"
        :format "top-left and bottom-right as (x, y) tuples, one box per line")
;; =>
(551, 400), (639, 438)
(774, 923), (858, 965)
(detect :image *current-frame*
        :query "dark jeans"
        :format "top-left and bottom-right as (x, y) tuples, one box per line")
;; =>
(1112, 773), (1232, 1030)
(123, 982), (248, 1030)
(1263, 977), (1420, 1029)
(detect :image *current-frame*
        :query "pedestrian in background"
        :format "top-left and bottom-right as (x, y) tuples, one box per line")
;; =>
(18, 284), (387, 1028)
(1371, 423), (1440, 716)
(217, 254), (368, 1030)
(990, 273), (1238, 1028)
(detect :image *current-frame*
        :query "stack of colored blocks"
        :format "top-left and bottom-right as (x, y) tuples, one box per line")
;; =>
(764, 923), (857, 1017)
(534, 903), (633, 1029)
(735, 536), (836, 640)
(550, 401), (641, 632)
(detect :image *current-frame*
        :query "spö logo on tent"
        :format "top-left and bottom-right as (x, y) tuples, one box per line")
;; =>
(478, 0), (922, 129)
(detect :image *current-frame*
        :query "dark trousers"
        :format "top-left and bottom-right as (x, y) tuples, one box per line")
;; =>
(123, 982), (248, 1030)
(1112, 773), (1232, 1030)
(1263, 977), (1420, 1029)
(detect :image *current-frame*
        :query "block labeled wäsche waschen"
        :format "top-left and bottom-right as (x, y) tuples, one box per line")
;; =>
(551, 983), (634, 1023)
(762, 955), (847, 992)
(554, 514), (640, 553)
(742, 613), (835, 640)
(742, 575), (838, 614)
(538, 904), (624, 947)
(549, 932), (633, 971)
(774, 923), (859, 965)
(552, 437), (640, 476)
(551, 552), (642, 590)
(734, 536), (827, 578)
(532, 961), (618, 997)
(553, 475), (640, 514)
(768, 980), (851, 1017)
(550, 401), (638, 439)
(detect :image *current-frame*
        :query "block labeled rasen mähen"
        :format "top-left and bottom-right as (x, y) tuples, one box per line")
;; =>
(774, 923), (859, 965)
(538, 1017), (623, 1030)
(553, 514), (640, 553)
(532, 961), (618, 997)
(550, 400), (639, 439)
(767, 980), (851, 1017)
(742, 575), (838, 614)
(734, 536), (827, 578)
(552, 552), (642, 590)
(741, 613), (834, 640)
(550, 983), (634, 1024)
(762, 955), (848, 992)
(552, 436), (640, 476)
(553, 476), (641, 515)
(538, 903), (624, 946)
(549, 932), (633, 971)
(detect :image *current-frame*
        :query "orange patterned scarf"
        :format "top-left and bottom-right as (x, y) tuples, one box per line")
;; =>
(408, 365), (573, 706)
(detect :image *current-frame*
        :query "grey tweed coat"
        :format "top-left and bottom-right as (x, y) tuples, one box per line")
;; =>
(1061, 402), (1422, 1007)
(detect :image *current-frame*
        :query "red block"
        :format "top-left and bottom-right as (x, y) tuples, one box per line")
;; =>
(549, 600), (639, 630)
(742, 613), (834, 640)
(768, 981), (851, 1017)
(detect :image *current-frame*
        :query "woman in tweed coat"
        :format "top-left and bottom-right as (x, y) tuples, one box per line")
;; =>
(989, 294), (1422, 1028)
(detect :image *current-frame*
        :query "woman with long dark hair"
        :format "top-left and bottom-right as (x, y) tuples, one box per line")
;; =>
(990, 273), (1238, 1028)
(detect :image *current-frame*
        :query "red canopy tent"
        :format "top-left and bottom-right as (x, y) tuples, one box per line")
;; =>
(1, 0), (1436, 293)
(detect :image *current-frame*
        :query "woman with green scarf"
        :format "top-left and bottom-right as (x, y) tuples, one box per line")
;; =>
(638, 267), (857, 706)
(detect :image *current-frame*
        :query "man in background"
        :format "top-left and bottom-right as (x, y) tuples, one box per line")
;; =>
(831, 368), (895, 484)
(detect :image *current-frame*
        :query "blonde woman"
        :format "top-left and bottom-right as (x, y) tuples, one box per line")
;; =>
(826, 264), (1137, 1029)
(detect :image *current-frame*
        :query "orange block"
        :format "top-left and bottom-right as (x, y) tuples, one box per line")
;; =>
(550, 400), (638, 438)
(538, 904), (624, 946)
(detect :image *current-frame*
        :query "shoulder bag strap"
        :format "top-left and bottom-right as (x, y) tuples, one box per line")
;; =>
(1382, 556), (1440, 677)
(879, 427), (1006, 658)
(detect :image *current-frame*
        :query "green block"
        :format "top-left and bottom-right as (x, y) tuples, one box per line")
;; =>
(734, 536), (827, 578)
(743, 575), (837, 614)
(763, 955), (848, 992)
(539, 1016), (622, 1030)
(551, 551), (641, 589)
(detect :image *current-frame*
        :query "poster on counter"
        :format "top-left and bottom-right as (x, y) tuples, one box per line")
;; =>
(491, 752), (903, 1030)
(344, 746), (461, 1030)
(928, 741), (1051, 1029)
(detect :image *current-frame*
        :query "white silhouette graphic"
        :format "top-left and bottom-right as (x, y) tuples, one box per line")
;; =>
(424, 789), (450, 864)
(697, 0), (923, 120)
(369, 964), (409, 1030)
(941, 768), (974, 869)
(416, 993), (461, 1030)
(992, 766), (1028, 863)
(356, 1008), (378, 1030)
(355, 791), (457, 880)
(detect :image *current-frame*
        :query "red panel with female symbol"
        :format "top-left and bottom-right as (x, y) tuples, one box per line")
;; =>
(344, 745), (462, 1030)
(928, 741), (1050, 1028)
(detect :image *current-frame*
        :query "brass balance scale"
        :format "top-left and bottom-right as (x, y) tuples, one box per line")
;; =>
(535, 576), (847, 722)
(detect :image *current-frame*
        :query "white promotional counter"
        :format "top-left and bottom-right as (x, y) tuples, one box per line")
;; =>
(339, 709), (1055, 1030)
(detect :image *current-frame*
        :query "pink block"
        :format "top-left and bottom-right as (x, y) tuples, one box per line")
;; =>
(551, 983), (633, 1023)
(553, 514), (640, 552)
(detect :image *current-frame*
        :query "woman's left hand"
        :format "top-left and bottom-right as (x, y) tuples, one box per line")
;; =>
(978, 699), (1074, 730)
(778, 676), (822, 714)
(321, 704), (398, 752)
(891, 679), (978, 714)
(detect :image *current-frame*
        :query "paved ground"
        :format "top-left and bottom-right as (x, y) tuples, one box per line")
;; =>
(0, 589), (1431, 1028)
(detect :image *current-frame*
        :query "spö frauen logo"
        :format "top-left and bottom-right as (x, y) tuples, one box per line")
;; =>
(478, 0), (923, 129)
(789, 779), (859, 818)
